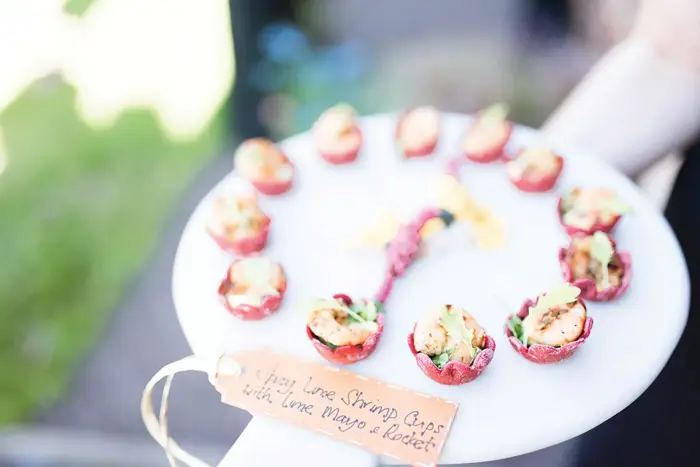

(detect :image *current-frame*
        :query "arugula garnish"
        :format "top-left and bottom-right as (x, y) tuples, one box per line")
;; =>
(561, 192), (576, 213)
(316, 335), (337, 350)
(530, 284), (581, 317)
(344, 305), (366, 324)
(599, 197), (632, 216)
(243, 258), (269, 277)
(439, 306), (477, 363)
(362, 301), (379, 322)
(507, 315), (527, 346)
(249, 148), (266, 165)
(590, 232), (614, 289)
(480, 102), (510, 123)
(345, 299), (381, 324)
(431, 348), (453, 369)
(240, 258), (279, 297)
(440, 307), (471, 342)
(374, 300), (384, 313)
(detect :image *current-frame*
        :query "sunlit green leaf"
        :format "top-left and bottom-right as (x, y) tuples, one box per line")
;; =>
(600, 197), (632, 215)
(431, 352), (450, 369)
(480, 102), (510, 123)
(590, 232), (614, 268)
(439, 306), (477, 360)
(532, 284), (581, 317)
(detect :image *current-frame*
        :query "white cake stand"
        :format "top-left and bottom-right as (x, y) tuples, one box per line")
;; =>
(171, 113), (689, 466)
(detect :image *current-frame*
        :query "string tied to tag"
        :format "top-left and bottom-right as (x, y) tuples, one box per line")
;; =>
(141, 354), (241, 467)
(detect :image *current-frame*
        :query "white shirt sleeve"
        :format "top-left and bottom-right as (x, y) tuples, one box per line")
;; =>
(541, 0), (700, 177)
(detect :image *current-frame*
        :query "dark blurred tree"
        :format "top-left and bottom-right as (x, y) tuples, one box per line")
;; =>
(524, 0), (573, 45)
(229, 0), (311, 140)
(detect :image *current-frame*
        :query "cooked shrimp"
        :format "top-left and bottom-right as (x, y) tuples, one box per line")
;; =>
(235, 139), (290, 181)
(227, 258), (284, 296)
(462, 120), (507, 154)
(507, 147), (559, 180)
(399, 107), (439, 149)
(413, 306), (486, 357)
(308, 305), (378, 347)
(523, 301), (586, 347)
(563, 188), (618, 228)
(449, 340), (478, 364)
(569, 236), (624, 290)
(313, 105), (359, 152)
(209, 195), (267, 240)
(413, 309), (449, 356)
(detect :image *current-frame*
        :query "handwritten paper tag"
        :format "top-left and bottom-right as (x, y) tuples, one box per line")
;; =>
(215, 349), (458, 467)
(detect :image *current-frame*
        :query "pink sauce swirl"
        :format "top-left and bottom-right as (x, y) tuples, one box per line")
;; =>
(374, 207), (441, 303)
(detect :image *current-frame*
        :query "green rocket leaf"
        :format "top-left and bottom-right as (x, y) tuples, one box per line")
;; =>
(359, 301), (378, 323)
(590, 232), (614, 289)
(440, 307), (470, 342)
(531, 284), (581, 317)
(599, 197), (632, 215)
(344, 305), (366, 324)
(480, 102), (510, 123)
(439, 306), (477, 360)
(243, 258), (273, 281)
(507, 315), (524, 340)
(590, 232), (614, 267)
(431, 352), (450, 369)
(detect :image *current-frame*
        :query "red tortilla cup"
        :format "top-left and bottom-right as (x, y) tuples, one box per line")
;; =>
(508, 153), (563, 193)
(306, 294), (384, 365)
(505, 296), (593, 364)
(217, 263), (287, 321)
(395, 108), (440, 158)
(557, 196), (622, 236)
(559, 234), (632, 302)
(407, 328), (496, 385)
(250, 162), (295, 196)
(462, 120), (512, 163)
(320, 127), (363, 165)
(207, 215), (271, 256)
(235, 139), (294, 196)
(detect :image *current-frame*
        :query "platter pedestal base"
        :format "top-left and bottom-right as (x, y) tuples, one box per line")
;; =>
(219, 417), (377, 466)
(219, 416), (579, 466)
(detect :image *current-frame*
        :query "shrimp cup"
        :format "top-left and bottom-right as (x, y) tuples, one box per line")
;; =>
(218, 257), (287, 320)
(305, 294), (384, 365)
(507, 147), (563, 192)
(461, 103), (512, 163)
(313, 104), (363, 164)
(234, 138), (294, 196)
(408, 305), (496, 385)
(396, 106), (441, 158)
(207, 192), (271, 255)
(559, 232), (631, 302)
(558, 188), (631, 236)
(505, 284), (593, 364)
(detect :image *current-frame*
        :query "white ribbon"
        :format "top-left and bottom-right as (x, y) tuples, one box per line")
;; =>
(140, 354), (241, 467)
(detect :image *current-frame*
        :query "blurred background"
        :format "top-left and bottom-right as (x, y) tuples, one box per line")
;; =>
(0, 0), (678, 465)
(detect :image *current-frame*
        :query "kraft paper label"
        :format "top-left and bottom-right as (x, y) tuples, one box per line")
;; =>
(216, 350), (458, 467)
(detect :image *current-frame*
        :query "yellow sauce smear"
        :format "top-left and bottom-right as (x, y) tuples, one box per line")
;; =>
(432, 174), (506, 250)
(353, 174), (506, 250)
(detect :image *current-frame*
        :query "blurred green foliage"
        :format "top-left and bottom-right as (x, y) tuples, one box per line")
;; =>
(0, 76), (223, 422)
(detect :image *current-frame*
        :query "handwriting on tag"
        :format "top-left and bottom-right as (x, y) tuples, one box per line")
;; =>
(216, 349), (458, 467)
